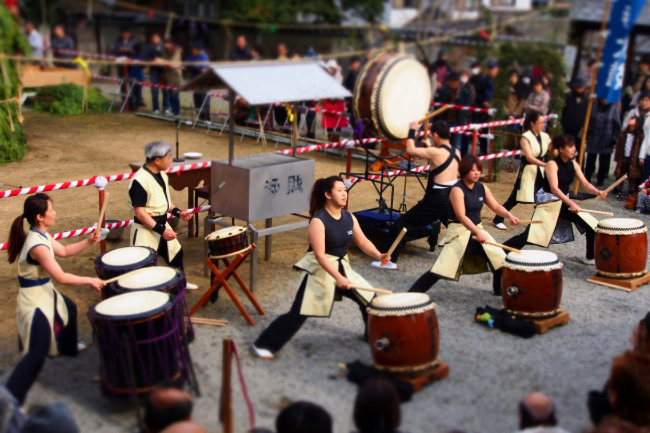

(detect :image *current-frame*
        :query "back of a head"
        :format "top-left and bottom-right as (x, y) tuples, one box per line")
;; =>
(21, 403), (79, 433)
(519, 392), (557, 429)
(431, 120), (450, 140)
(608, 351), (650, 426)
(353, 379), (401, 433)
(144, 384), (193, 433)
(276, 401), (332, 433)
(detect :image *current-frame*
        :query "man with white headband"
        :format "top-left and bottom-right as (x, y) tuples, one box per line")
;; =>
(128, 141), (198, 289)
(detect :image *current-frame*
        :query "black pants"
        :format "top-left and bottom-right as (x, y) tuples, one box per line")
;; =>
(254, 269), (368, 354)
(193, 91), (210, 121)
(408, 240), (503, 294)
(158, 238), (184, 270)
(504, 206), (595, 259)
(614, 157), (640, 195)
(6, 295), (78, 404)
(585, 153), (611, 186)
(493, 186), (518, 225)
(387, 188), (450, 263)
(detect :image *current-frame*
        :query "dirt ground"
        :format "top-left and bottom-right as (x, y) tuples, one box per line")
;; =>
(1, 112), (646, 433)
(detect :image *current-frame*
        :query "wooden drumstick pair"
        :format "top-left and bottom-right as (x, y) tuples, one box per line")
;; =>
(471, 236), (522, 254)
(596, 175), (627, 200)
(102, 266), (153, 284)
(352, 228), (409, 296)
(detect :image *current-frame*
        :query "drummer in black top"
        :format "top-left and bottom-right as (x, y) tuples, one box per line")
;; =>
(408, 155), (519, 294)
(372, 120), (460, 270)
(504, 135), (607, 264)
(252, 176), (390, 359)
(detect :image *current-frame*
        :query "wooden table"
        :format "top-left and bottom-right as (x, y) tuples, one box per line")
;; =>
(129, 159), (211, 237)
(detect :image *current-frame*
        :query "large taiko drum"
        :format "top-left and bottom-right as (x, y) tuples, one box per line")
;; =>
(94, 246), (157, 285)
(595, 218), (648, 278)
(205, 226), (249, 258)
(353, 53), (431, 141)
(367, 293), (439, 375)
(501, 250), (563, 318)
(107, 266), (194, 341)
(88, 291), (192, 396)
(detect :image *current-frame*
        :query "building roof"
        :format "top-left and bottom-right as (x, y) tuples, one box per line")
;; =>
(570, 0), (650, 29)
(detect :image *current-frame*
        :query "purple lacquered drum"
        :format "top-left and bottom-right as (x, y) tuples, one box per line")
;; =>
(95, 246), (157, 294)
(106, 266), (193, 341)
(88, 291), (193, 396)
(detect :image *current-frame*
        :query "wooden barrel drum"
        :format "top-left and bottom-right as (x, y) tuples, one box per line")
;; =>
(595, 218), (648, 279)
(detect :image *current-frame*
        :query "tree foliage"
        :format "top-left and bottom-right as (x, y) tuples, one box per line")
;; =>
(33, 84), (110, 115)
(0, 3), (31, 163)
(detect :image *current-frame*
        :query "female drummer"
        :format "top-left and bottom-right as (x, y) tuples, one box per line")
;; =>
(5, 193), (105, 404)
(408, 155), (519, 295)
(503, 135), (607, 264)
(493, 110), (552, 230)
(252, 176), (390, 359)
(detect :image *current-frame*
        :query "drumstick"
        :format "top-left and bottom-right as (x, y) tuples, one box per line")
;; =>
(102, 266), (153, 284)
(578, 209), (614, 216)
(418, 105), (452, 124)
(350, 286), (393, 295)
(596, 175), (628, 200)
(96, 192), (109, 237)
(191, 317), (228, 326)
(386, 228), (407, 257)
(471, 236), (522, 254)
(517, 220), (543, 225)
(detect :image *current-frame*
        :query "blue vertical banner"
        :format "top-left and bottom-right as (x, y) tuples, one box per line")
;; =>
(596, 0), (646, 103)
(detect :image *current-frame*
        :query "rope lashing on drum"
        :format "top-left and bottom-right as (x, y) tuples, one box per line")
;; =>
(230, 342), (257, 430)
(0, 205), (211, 251)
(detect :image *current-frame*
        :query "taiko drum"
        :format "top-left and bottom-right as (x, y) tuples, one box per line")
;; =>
(595, 218), (648, 278)
(205, 226), (249, 258)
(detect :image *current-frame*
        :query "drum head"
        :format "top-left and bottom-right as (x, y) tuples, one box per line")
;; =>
(367, 293), (435, 316)
(596, 218), (647, 235)
(505, 250), (562, 271)
(94, 291), (170, 317)
(117, 266), (179, 290)
(100, 247), (152, 266)
(205, 226), (247, 240)
(374, 57), (431, 140)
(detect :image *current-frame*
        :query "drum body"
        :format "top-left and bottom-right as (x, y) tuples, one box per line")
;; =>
(95, 246), (157, 288)
(353, 53), (431, 141)
(595, 218), (648, 278)
(501, 251), (563, 318)
(205, 226), (249, 258)
(88, 291), (192, 396)
(367, 293), (439, 375)
(107, 266), (194, 341)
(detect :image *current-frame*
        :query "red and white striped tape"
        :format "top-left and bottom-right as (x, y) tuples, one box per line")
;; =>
(432, 102), (497, 116)
(0, 205), (211, 251)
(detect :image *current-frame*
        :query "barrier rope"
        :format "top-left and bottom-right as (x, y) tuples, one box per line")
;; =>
(0, 205), (210, 251)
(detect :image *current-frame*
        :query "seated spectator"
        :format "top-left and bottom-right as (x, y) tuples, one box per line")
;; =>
(276, 401), (332, 433)
(353, 379), (401, 433)
(636, 179), (650, 214)
(160, 421), (208, 433)
(143, 382), (194, 433)
(517, 392), (570, 433)
(631, 311), (650, 353)
(21, 402), (79, 433)
(606, 351), (650, 427)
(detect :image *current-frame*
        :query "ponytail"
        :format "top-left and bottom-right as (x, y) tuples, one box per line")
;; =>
(309, 176), (343, 217)
(7, 193), (51, 263)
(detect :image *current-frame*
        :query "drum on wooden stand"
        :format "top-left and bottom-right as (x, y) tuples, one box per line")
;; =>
(107, 266), (194, 341)
(95, 246), (157, 292)
(595, 218), (648, 279)
(88, 291), (193, 396)
(205, 226), (250, 258)
(501, 250), (563, 319)
(353, 53), (431, 141)
(367, 293), (439, 376)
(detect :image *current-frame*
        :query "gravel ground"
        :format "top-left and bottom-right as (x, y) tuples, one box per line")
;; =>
(1, 113), (649, 433)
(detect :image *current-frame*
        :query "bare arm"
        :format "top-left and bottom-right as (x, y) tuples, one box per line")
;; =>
(484, 185), (519, 225)
(308, 218), (351, 289)
(351, 214), (390, 264)
(405, 121), (444, 160)
(573, 161), (607, 199)
(134, 206), (177, 241)
(30, 245), (105, 291)
(520, 136), (547, 168)
(450, 187), (487, 242)
(51, 232), (100, 258)
(545, 161), (580, 212)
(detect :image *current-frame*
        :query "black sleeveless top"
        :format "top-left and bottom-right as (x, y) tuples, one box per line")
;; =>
(448, 180), (485, 225)
(543, 156), (575, 195)
(309, 209), (354, 258)
(426, 144), (460, 191)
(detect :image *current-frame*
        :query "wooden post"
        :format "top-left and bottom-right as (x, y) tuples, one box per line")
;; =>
(344, 148), (353, 210)
(574, 0), (612, 195)
(487, 127), (494, 182)
(98, 189), (106, 253)
(471, 129), (479, 156)
(220, 339), (234, 433)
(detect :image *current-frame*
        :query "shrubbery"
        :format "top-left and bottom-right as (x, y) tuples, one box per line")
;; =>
(33, 83), (110, 115)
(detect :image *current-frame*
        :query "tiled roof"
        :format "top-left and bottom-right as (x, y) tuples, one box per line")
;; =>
(570, 0), (650, 26)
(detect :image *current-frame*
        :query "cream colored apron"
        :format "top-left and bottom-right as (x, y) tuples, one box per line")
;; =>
(294, 252), (374, 317)
(527, 200), (598, 247)
(516, 130), (551, 203)
(16, 229), (69, 356)
(430, 223), (506, 280)
(128, 167), (181, 261)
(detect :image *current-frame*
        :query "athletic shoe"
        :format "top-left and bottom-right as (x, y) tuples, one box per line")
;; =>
(164, 109), (173, 116)
(153, 109), (160, 114)
(251, 344), (275, 360)
(495, 222), (508, 230)
(371, 261), (397, 270)
(578, 257), (595, 265)
(77, 342), (88, 352)
(186, 282), (199, 290)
